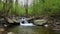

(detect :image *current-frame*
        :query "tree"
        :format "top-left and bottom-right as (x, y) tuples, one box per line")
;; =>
(24, 0), (28, 17)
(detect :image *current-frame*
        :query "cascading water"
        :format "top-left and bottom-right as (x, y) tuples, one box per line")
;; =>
(20, 17), (35, 26)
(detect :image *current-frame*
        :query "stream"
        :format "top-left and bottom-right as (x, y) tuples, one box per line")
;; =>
(5, 26), (60, 34)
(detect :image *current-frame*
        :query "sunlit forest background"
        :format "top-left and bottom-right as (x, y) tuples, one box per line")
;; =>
(0, 0), (60, 19)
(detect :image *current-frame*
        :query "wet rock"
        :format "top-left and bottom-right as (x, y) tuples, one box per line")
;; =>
(44, 24), (49, 27)
(4, 24), (8, 27)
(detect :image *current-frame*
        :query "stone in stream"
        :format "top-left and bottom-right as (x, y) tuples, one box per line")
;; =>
(44, 24), (49, 27)
(0, 28), (5, 32)
(7, 32), (14, 34)
(0, 28), (5, 34)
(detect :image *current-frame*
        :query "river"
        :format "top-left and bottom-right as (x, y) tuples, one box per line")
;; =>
(5, 26), (60, 34)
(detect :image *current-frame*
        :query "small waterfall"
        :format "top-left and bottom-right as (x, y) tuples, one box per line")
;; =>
(20, 17), (35, 26)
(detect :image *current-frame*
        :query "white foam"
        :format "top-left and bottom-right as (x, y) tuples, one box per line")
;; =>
(20, 23), (35, 26)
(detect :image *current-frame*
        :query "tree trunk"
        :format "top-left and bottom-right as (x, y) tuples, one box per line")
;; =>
(24, 0), (28, 17)
(2, 0), (13, 17)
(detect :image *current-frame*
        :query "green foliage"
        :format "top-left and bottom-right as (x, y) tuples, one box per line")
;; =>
(29, 0), (60, 16)
(15, 5), (25, 16)
(44, 0), (60, 16)
(7, 1), (25, 16)
(0, 1), (3, 12)
(0, 0), (60, 17)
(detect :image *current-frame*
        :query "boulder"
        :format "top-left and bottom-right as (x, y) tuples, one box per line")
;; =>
(34, 19), (47, 25)
(6, 18), (14, 23)
(12, 18), (17, 22)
